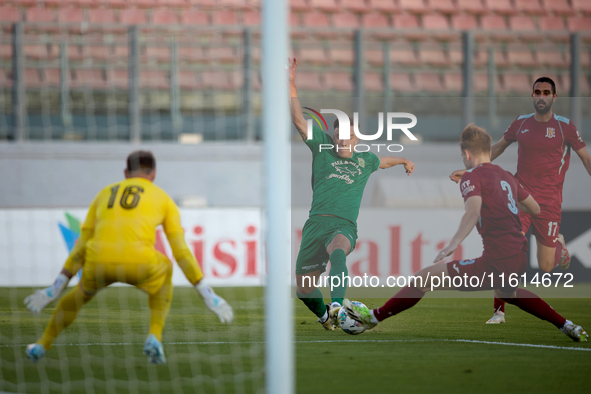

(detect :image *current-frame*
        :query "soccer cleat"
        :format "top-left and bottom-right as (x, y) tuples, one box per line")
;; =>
(143, 334), (166, 364)
(556, 234), (571, 270)
(196, 282), (234, 324)
(343, 298), (377, 330)
(26, 343), (46, 361)
(560, 320), (589, 342)
(485, 311), (506, 324)
(328, 302), (342, 328)
(318, 305), (336, 330)
(24, 288), (61, 314)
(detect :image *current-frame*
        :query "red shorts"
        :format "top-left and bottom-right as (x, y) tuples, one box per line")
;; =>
(446, 252), (527, 292)
(520, 208), (561, 248)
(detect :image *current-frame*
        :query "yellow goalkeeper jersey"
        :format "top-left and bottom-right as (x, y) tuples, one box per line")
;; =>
(83, 177), (184, 265)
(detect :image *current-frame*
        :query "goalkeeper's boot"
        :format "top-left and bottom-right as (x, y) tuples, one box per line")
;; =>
(560, 320), (588, 342)
(485, 311), (506, 324)
(328, 302), (342, 328)
(143, 334), (166, 364)
(343, 299), (377, 330)
(556, 234), (571, 270)
(196, 282), (234, 324)
(317, 305), (336, 330)
(26, 343), (46, 361)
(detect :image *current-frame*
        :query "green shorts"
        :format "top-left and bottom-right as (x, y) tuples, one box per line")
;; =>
(295, 215), (358, 275)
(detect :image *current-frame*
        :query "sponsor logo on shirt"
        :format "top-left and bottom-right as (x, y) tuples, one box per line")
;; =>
(358, 158), (366, 168)
(545, 127), (556, 138)
(521, 129), (529, 134)
(461, 180), (475, 197)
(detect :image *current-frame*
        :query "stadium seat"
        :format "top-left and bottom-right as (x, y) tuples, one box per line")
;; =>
(188, 0), (218, 9)
(514, 0), (546, 16)
(427, 0), (458, 14)
(73, 69), (107, 89)
(365, 73), (384, 92)
(141, 70), (169, 89)
(483, 0), (516, 15)
(120, 9), (147, 25)
(309, 0), (340, 12)
(456, 0), (486, 14)
(536, 46), (568, 68)
(243, 10), (260, 26)
(390, 42), (419, 66)
(42, 68), (61, 86)
(88, 9), (116, 24)
(24, 68), (42, 88)
(367, 0), (399, 13)
(212, 10), (239, 25)
(366, 49), (384, 66)
(393, 14), (427, 40)
(362, 13), (394, 39)
(567, 16), (591, 32)
(500, 73), (531, 94)
(480, 15), (512, 41)
(57, 7), (85, 24)
(303, 11), (331, 27)
(159, 0), (191, 7)
(398, 0), (429, 14)
(442, 73), (462, 93)
(201, 71), (238, 90)
(26, 7), (55, 23)
(474, 73), (488, 93)
(324, 72), (354, 91)
(451, 14), (478, 31)
(0, 45), (11, 59)
(178, 70), (200, 89)
(509, 16), (542, 42)
(541, 0), (574, 16)
(341, 0), (371, 13)
(218, 0), (251, 10)
(145, 45), (171, 62)
(152, 9), (179, 24)
(418, 44), (450, 67)
(415, 72), (445, 93)
(290, 0), (310, 12)
(178, 46), (209, 63)
(562, 75), (590, 95)
(86, 45), (115, 61)
(390, 72), (415, 93)
(295, 72), (325, 91)
(332, 12), (360, 29)
(109, 69), (130, 89)
(328, 48), (355, 65)
(506, 44), (537, 68)
(474, 48), (509, 68)
(134, 0), (160, 8)
(208, 47), (239, 64)
(180, 10), (209, 25)
(0, 6), (21, 23)
(24, 42), (50, 60)
(448, 45), (464, 66)
(572, 0), (591, 15)
(422, 13), (456, 41)
(296, 47), (330, 65)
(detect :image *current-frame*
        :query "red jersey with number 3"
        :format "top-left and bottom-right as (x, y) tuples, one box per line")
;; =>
(460, 163), (530, 260)
(503, 113), (586, 212)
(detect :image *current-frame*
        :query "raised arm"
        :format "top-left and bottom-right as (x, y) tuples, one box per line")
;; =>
(433, 196), (481, 263)
(379, 156), (415, 175)
(289, 58), (308, 141)
(575, 147), (591, 177)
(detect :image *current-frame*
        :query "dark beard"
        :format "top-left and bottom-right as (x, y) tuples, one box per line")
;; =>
(535, 101), (552, 115)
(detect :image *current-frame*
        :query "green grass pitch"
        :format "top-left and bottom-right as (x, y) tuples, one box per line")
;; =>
(1, 287), (590, 393)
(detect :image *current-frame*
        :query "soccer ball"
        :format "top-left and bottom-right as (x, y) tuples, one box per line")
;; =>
(337, 302), (367, 335)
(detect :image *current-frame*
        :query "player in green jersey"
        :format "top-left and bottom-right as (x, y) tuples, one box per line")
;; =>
(289, 58), (415, 330)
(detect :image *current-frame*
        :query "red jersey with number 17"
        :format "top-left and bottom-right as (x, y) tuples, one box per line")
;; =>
(503, 113), (586, 211)
(460, 163), (530, 260)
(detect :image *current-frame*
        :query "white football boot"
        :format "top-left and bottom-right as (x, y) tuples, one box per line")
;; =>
(560, 320), (589, 342)
(485, 311), (506, 324)
(143, 334), (166, 364)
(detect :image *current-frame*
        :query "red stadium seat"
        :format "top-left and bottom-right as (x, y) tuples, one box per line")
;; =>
(134, 0), (160, 7)
(86, 45), (115, 61)
(159, 0), (191, 7)
(567, 16), (591, 32)
(366, 49), (384, 66)
(541, 0), (574, 16)
(480, 15), (512, 41)
(362, 13), (394, 39)
(443, 73), (462, 93)
(538, 16), (566, 31)
(422, 13), (456, 40)
(341, 0), (371, 13)
(188, 0), (218, 8)
(0, 44), (12, 59)
(536, 46), (568, 69)
(43, 68), (60, 86)
(365, 73), (384, 92)
(24, 68), (42, 88)
(120, 9), (147, 25)
(367, 0), (399, 13)
(218, 0), (251, 10)
(474, 73), (488, 93)
(178, 46), (209, 63)
(474, 47), (509, 68)
(418, 44), (450, 67)
(448, 46), (463, 65)
(514, 0), (546, 16)
(398, 0), (429, 14)
(483, 0), (516, 15)
(0, 69), (11, 87)
(415, 72), (445, 93)
(141, 71), (169, 89)
(26, 7), (55, 23)
(109, 69), (130, 89)
(328, 48), (354, 65)
(181, 10), (209, 25)
(24, 43), (50, 60)
(152, 9), (179, 24)
(309, 0), (340, 13)
(73, 69), (107, 89)
(451, 14), (478, 31)
(208, 47), (239, 64)
(290, 0), (310, 12)
(178, 70), (200, 90)
(89, 9), (116, 24)
(390, 42), (419, 66)
(456, 0), (486, 14)
(243, 11), (260, 26)
(0, 5), (21, 22)
(325, 72), (354, 91)
(57, 7), (85, 24)
(145, 45), (171, 62)
(393, 14), (427, 40)
(507, 44), (537, 68)
(201, 71), (238, 91)
(500, 73), (531, 94)
(296, 47), (330, 65)
(509, 16), (541, 42)
(102, 0), (127, 7)
(212, 10), (238, 25)
(332, 12), (360, 29)
(390, 72), (415, 93)
(303, 11), (331, 27)
(296, 72), (325, 91)
(572, 0), (591, 15)
(427, 0), (458, 14)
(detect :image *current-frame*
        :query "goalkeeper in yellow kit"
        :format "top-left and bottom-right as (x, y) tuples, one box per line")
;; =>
(25, 151), (233, 364)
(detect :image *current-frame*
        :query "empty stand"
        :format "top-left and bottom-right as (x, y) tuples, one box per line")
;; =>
(415, 72), (445, 93)
(514, 0), (546, 16)
(365, 73), (383, 91)
(484, 0), (516, 15)
(367, 0), (399, 13)
(541, 0), (574, 16)
(324, 72), (354, 91)
(295, 72), (324, 91)
(456, 0), (486, 15)
(390, 72), (415, 93)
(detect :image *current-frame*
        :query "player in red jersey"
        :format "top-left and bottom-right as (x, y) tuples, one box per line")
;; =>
(450, 77), (591, 324)
(343, 124), (588, 342)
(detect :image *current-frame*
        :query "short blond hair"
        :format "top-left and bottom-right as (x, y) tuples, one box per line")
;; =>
(460, 124), (491, 155)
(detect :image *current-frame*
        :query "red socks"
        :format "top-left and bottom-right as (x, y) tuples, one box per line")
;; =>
(493, 297), (505, 313)
(374, 286), (425, 322)
(499, 288), (566, 329)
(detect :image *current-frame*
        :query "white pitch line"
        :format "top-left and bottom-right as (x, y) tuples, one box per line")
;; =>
(2, 339), (590, 352)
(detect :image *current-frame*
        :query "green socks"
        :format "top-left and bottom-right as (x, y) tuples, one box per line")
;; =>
(329, 249), (348, 305)
(297, 288), (326, 318)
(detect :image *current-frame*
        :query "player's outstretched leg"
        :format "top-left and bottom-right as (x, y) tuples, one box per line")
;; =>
(499, 288), (588, 342)
(486, 295), (506, 324)
(26, 284), (94, 360)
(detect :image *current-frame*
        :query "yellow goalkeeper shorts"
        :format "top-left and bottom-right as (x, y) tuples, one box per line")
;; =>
(80, 251), (173, 296)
